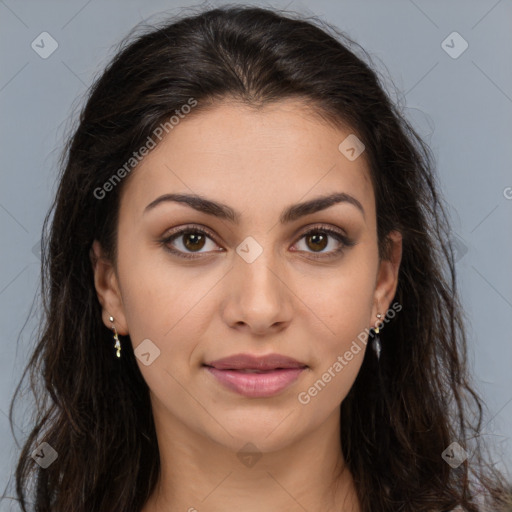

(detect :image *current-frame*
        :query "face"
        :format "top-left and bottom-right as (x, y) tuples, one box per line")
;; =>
(92, 98), (402, 454)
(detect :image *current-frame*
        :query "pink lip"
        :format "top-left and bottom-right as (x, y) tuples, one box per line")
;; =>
(204, 353), (308, 397)
(205, 353), (306, 370)
(205, 367), (305, 397)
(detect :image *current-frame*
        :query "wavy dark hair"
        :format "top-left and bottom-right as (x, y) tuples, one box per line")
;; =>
(5, 4), (511, 512)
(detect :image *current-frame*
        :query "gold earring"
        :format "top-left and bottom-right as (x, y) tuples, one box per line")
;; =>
(375, 312), (383, 333)
(372, 313), (383, 360)
(109, 315), (121, 358)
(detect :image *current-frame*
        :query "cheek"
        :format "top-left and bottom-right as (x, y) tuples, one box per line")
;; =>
(114, 239), (187, 361)
(117, 235), (197, 333)
(116, 253), (204, 406)
(116, 242), (225, 387)
(295, 254), (376, 401)
(306, 256), (376, 344)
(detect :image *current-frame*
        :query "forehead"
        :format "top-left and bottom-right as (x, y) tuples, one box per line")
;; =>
(120, 99), (375, 224)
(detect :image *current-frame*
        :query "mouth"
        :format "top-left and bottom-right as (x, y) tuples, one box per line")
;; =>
(204, 353), (307, 371)
(202, 353), (308, 397)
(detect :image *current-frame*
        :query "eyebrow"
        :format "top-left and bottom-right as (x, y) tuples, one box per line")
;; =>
(144, 191), (365, 223)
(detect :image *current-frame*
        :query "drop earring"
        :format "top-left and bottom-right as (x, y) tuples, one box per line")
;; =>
(109, 315), (121, 358)
(372, 313), (383, 361)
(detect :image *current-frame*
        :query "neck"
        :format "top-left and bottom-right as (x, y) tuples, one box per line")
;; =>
(142, 400), (361, 512)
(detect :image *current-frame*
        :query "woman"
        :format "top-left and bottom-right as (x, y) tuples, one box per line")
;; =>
(7, 5), (511, 511)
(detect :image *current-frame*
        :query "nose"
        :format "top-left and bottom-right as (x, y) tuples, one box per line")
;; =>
(221, 246), (293, 336)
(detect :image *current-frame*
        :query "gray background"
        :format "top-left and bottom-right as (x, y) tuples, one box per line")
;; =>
(1, 0), (511, 506)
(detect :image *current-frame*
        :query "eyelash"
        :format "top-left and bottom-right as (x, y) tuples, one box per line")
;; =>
(159, 223), (355, 260)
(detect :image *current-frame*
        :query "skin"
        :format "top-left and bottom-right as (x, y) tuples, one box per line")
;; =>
(91, 98), (402, 512)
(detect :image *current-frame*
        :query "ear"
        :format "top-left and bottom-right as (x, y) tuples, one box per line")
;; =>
(372, 230), (402, 320)
(90, 239), (129, 335)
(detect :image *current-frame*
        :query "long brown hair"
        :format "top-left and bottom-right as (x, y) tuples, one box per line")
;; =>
(6, 5), (511, 511)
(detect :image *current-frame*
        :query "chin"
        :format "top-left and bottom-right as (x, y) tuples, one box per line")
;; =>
(205, 411), (304, 452)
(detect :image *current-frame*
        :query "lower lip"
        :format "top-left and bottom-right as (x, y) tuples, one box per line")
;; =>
(205, 366), (306, 397)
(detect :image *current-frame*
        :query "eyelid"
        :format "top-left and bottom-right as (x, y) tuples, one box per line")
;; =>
(159, 224), (222, 260)
(163, 223), (219, 243)
(291, 223), (355, 260)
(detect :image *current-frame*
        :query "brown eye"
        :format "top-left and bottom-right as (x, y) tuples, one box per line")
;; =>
(293, 225), (355, 260)
(160, 224), (355, 261)
(160, 226), (221, 259)
(305, 232), (328, 252)
(182, 232), (207, 252)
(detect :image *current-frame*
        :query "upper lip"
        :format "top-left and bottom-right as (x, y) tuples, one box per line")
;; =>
(204, 353), (307, 370)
